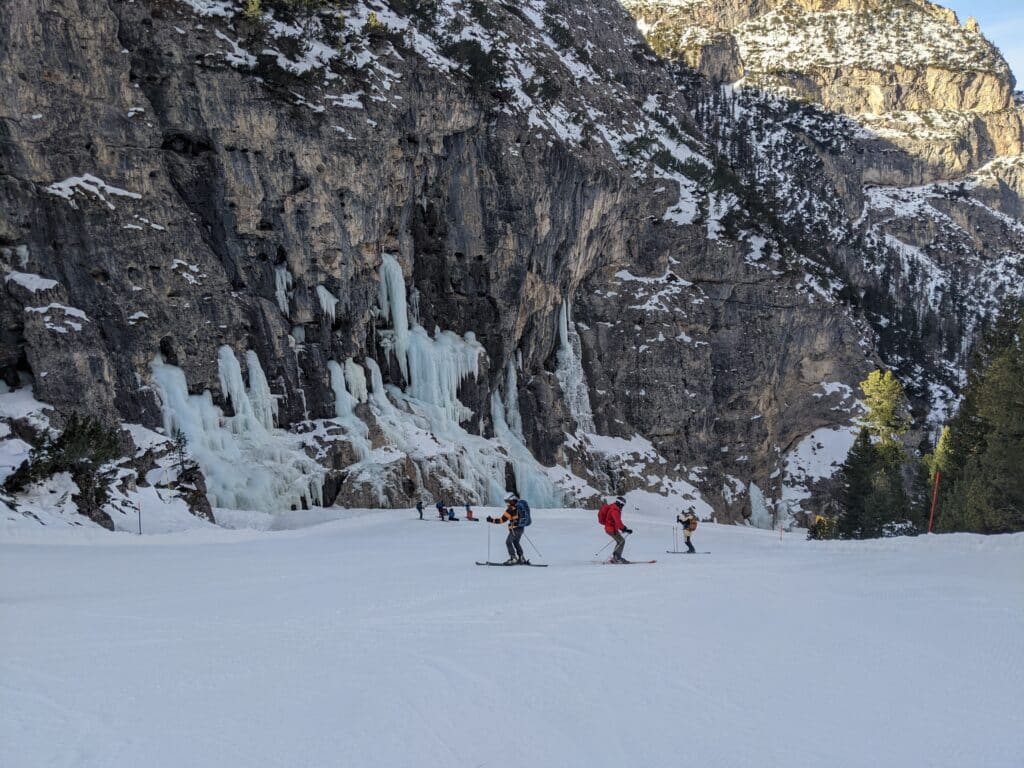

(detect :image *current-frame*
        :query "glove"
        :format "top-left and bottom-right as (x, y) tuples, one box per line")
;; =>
(623, 527), (633, 535)
(486, 516), (495, 523)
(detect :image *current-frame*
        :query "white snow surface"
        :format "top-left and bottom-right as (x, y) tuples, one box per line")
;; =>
(45, 174), (141, 210)
(4, 270), (59, 292)
(1, 510), (1020, 768)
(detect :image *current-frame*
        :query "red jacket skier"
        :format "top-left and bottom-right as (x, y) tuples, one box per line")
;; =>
(599, 496), (633, 563)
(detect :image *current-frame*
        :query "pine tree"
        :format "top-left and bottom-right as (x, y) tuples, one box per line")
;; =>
(834, 371), (917, 539)
(836, 428), (878, 539)
(859, 370), (911, 447)
(924, 426), (952, 480)
(935, 303), (1024, 533)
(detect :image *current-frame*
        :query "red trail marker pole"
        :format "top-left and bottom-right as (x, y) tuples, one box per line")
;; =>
(928, 470), (941, 533)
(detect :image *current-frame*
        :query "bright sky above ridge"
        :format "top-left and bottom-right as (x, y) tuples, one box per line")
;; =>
(945, 1), (1024, 84)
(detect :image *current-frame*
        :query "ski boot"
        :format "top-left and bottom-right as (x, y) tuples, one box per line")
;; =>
(503, 557), (518, 565)
(517, 556), (530, 565)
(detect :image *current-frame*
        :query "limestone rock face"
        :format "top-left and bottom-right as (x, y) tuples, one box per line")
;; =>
(624, 0), (1023, 182)
(0, 0), (1020, 526)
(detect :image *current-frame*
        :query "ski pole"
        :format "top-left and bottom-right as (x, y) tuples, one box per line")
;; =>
(524, 532), (542, 559)
(593, 538), (613, 557)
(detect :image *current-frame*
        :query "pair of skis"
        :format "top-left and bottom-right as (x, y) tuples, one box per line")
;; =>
(476, 560), (658, 566)
(666, 550), (711, 555)
(475, 561), (548, 567)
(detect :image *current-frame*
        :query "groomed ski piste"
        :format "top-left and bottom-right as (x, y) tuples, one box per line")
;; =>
(2, 501), (1022, 768)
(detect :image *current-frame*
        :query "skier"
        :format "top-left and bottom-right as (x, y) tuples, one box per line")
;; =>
(676, 512), (698, 553)
(416, 500), (424, 520)
(598, 496), (632, 563)
(447, 506), (459, 521)
(486, 493), (527, 565)
(464, 504), (476, 521)
(436, 500), (447, 521)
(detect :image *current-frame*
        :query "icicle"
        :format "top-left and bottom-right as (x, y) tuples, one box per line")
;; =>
(555, 299), (596, 434)
(275, 266), (293, 316)
(217, 346), (257, 431)
(245, 350), (277, 430)
(365, 357), (397, 415)
(503, 358), (524, 441)
(315, 285), (338, 323)
(328, 360), (372, 461)
(344, 358), (368, 403)
(377, 254), (410, 381)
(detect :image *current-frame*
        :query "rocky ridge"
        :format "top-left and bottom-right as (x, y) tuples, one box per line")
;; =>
(624, 0), (1024, 183)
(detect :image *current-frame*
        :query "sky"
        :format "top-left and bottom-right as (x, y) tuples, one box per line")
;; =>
(944, 1), (1024, 85)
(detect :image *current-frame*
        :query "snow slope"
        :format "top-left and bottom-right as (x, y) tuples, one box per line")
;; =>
(1, 509), (1021, 768)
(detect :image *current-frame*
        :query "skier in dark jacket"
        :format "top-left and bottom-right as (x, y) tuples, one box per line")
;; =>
(487, 493), (527, 564)
(599, 496), (632, 563)
(676, 512), (698, 553)
(436, 500), (447, 521)
(416, 500), (424, 520)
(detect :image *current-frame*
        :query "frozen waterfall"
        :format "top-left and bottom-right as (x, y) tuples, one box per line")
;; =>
(366, 257), (585, 507)
(151, 351), (324, 512)
(378, 254), (410, 382)
(555, 299), (596, 434)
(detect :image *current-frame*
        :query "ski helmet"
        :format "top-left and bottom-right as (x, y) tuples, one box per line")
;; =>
(615, 496), (626, 507)
(504, 493), (518, 503)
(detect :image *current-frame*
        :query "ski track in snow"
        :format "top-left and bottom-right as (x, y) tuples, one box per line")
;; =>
(1, 509), (1021, 768)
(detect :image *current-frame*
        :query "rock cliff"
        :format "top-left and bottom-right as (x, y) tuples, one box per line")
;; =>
(1, 0), (1021, 529)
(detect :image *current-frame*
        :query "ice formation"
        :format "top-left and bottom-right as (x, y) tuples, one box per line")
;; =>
(245, 350), (278, 430)
(748, 482), (774, 529)
(327, 360), (372, 461)
(406, 326), (483, 424)
(555, 299), (596, 434)
(344, 357), (368, 403)
(274, 266), (293, 316)
(151, 351), (323, 512)
(315, 285), (338, 323)
(502, 359), (525, 441)
(377, 254), (410, 382)
(365, 259), (571, 507)
(491, 389), (565, 508)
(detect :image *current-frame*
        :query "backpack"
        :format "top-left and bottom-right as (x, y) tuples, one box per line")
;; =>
(685, 516), (697, 532)
(597, 505), (609, 526)
(516, 499), (532, 527)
